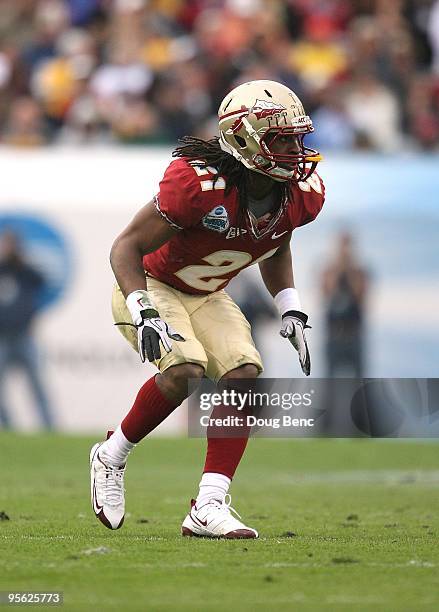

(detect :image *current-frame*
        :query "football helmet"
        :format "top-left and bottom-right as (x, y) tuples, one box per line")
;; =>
(218, 80), (322, 182)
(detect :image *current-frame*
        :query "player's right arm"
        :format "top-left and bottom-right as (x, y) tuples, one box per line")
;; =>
(110, 200), (177, 298)
(110, 200), (184, 362)
(111, 159), (207, 362)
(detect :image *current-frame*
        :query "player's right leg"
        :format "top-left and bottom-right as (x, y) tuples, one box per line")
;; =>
(90, 434), (127, 530)
(90, 363), (203, 529)
(90, 281), (208, 530)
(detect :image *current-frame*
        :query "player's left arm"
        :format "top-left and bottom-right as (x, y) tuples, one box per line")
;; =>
(258, 233), (294, 296)
(258, 235), (311, 376)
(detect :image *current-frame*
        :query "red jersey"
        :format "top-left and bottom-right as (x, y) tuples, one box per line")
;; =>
(143, 158), (325, 295)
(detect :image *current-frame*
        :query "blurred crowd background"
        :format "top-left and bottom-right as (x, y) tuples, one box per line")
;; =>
(0, 0), (438, 150)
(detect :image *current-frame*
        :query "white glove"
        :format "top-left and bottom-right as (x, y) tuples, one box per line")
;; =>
(279, 310), (311, 376)
(124, 290), (185, 362)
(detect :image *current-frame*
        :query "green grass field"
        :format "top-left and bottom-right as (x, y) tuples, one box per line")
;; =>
(0, 435), (438, 611)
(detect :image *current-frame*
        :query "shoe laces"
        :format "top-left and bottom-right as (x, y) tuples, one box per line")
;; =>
(98, 454), (125, 506)
(210, 494), (242, 520)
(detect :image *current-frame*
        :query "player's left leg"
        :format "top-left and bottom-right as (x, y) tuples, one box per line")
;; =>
(201, 364), (258, 497)
(181, 363), (259, 539)
(181, 290), (263, 538)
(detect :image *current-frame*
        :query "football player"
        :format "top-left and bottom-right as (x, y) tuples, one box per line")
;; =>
(90, 80), (324, 538)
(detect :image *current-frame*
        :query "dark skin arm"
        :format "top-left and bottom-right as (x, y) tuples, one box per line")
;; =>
(258, 232), (295, 297)
(110, 200), (178, 298)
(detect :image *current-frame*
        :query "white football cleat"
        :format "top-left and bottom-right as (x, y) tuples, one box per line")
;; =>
(181, 494), (258, 539)
(90, 442), (125, 530)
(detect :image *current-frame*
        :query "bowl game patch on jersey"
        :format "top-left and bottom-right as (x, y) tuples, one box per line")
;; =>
(202, 206), (230, 233)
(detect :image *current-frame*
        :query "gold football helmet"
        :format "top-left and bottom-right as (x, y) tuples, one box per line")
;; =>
(218, 80), (322, 182)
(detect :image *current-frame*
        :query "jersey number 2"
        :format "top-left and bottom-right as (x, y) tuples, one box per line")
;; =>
(174, 249), (278, 292)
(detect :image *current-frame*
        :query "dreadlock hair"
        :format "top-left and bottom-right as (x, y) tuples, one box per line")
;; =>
(172, 136), (291, 226)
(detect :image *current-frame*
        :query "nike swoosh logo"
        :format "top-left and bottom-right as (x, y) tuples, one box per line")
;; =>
(271, 230), (288, 240)
(190, 509), (208, 527)
(91, 447), (104, 513)
(92, 482), (103, 513)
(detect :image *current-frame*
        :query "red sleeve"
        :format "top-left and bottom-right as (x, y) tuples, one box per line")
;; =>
(291, 172), (325, 228)
(154, 159), (206, 229)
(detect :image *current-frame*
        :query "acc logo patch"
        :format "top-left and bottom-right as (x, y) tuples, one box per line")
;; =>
(202, 205), (229, 233)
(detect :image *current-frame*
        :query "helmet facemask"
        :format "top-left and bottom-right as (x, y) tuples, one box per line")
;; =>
(254, 128), (321, 182)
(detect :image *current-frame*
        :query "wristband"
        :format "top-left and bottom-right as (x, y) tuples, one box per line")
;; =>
(274, 287), (302, 317)
(126, 290), (156, 325)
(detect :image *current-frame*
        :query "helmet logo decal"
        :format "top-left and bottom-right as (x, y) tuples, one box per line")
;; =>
(231, 99), (287, 133)
(252, 99), (286, 111)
